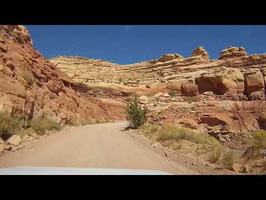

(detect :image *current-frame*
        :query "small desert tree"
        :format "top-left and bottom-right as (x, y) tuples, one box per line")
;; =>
(125, 97), (148, 129)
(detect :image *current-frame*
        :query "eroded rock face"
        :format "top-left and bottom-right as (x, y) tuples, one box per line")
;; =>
(49, 42), (266, 135)
(0, 25), (111, 123)
(0, 25), (33, 45)
(196, 67), (245, 95)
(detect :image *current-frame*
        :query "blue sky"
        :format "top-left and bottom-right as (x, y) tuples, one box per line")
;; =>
(25, 25), (266, 65)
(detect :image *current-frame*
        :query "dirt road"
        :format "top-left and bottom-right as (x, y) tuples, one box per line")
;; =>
(0, 122), (198, 175)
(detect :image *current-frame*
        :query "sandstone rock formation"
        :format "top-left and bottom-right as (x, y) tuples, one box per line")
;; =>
(50, 45), (266, 137)
(192, 46), (210, 62)
(219, 46), (247, 59)
(244, 69), (265, 100)
(0, 25), (111, 124)
(157, 54), (184, 62)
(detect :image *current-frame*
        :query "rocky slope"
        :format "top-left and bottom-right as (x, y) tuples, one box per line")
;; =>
(50, 46), (266, 142)
(0, 25), (114, 124)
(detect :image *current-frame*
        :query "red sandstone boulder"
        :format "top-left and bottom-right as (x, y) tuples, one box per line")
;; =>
(181, 80), (198, 96)
(244, 69), (265, 100)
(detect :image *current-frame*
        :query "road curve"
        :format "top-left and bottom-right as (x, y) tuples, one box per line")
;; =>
(0, 122), (198, 175)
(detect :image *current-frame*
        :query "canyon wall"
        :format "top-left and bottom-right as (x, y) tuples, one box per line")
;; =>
(50, 46), (266, 139)
(0, 25), (112, 124)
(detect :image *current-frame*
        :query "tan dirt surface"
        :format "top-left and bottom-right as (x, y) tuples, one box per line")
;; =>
(0, 122), (199, 175)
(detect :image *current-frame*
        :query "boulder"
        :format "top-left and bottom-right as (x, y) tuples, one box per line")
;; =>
(162, 93), (170, 97)
(248, 91), (265, 100)
(221, 68), (245, 94)
(153, 92), (164, 98)
(203, 91), (214, 96)
(243, 164), (252, 173)
(7, 135), (22, 146)
(4, 144), (13, 151)
(232, 163), (244, 173)
(244, 69), (265, 95)
(181, 80), (198, 96)
(138, 96), (149, 104)
(47, 80), (63, 94)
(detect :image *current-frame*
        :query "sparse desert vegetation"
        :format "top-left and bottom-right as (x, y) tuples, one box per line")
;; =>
(0, 111), (25, 140)
(30, 115), (61, 135)
(140, 123), (243, 171)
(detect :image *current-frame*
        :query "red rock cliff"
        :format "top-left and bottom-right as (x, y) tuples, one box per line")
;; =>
(0, 25), (111, 124)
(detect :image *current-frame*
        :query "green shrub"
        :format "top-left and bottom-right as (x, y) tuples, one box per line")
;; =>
(31, 116), (61, 135)
(168, 91), (176, 97)
(125, 97), (148, 129)
(0, 111), (25, 140)
(23, 71), (35, 87)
